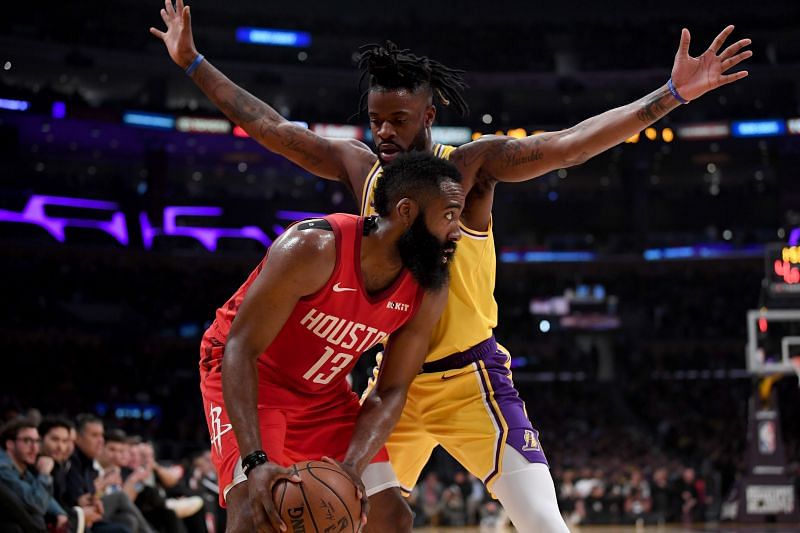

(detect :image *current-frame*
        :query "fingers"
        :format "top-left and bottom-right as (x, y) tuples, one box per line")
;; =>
(721, 50), (753, 72)
(708, 24), (734, 54)
(263, 501), (287, 532)
(176, 0), (185, 11)
(250, 502), (276, 533)
(720, 70), (749, 86)
(182, 5), (191, 25)
(164, 0), (175, 16)
(160, 8), (170, 25)
(276, 466), (301, 483)
(677, 28), (691, 57)
(719, 38), (752, 61)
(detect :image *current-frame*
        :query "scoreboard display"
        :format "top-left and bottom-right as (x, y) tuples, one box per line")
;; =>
(767, 243), (800, 295)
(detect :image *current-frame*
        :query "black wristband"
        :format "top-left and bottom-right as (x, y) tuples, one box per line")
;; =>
(242, 450), (268, 477)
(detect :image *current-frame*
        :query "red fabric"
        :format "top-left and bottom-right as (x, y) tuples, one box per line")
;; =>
(198, 214), (421, 505)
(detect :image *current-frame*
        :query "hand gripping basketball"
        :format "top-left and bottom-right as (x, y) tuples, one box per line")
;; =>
(247, 461), (302, 532)
(322, 456), (369, 530)
(273, 459), (366, 533)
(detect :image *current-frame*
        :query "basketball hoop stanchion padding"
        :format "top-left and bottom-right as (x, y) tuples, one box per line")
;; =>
(733, 389), (799, 523)
(792, 357), (800, 388)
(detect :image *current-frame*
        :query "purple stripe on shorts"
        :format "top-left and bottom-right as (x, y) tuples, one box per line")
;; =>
(483, 348), (549, 470)
(476, 362), (505, 486)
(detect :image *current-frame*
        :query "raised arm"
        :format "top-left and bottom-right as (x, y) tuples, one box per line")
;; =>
(150, 0), (376, 187)
(454, 25), (752, 184)
(221, 225), (334, 532)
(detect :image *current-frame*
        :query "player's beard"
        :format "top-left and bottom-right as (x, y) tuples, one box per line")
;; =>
(397, 213), (456, 291)
(377, 126), (429, 165)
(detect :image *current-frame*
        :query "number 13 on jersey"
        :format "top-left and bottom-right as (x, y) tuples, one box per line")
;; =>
(302, 346), (354, 385)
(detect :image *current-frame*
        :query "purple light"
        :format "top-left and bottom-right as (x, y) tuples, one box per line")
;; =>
(0, 195), (128, 245)
(789, 228), (800, 246)
(276, 209), (327, 221)
(159, 206), (271, 251)
(139, 212), (159, 250)
(52, 101), (66, 119)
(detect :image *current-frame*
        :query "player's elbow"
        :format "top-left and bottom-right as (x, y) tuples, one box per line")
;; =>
(557, 131), (591, 168)
(221, 337), (260, 372)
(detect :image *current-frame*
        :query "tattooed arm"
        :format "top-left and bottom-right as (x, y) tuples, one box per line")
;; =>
(455, 25), (751, 184)
(150, 0), (375, 185)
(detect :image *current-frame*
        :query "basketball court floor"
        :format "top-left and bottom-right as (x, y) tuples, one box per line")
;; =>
(413, 525), (799, 532)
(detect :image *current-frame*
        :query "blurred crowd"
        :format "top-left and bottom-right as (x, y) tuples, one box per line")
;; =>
(0, 412), (222, 533)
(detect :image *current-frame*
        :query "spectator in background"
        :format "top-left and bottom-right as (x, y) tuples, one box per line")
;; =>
(441, 473), (466, 526)
(650, 467), (674, 524)
(136, 441), (205, 533)
(40, 416), (103, 531)
(622, 468), (652, 523)
(677, 467), (701, 524)
(188, 450), (224, 533)
(98, 431), (149, 506)
(465, 473), (485, 526)
(64, 414), (134, 533)
(0, 418), (68, 531)
(420, 471), (444, 526)
(623, 486), (652, 525)
(116, 437), (185, 533)
(583, 483), (614, 524)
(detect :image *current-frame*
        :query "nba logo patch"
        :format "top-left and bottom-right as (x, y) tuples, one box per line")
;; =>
(522, 429), (540, 451)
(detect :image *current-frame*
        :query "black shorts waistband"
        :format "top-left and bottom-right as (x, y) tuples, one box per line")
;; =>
(420, 336), (497, 373)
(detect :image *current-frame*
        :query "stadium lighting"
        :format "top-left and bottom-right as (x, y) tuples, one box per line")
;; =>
(0, 98), (30, 111)
(236, 27), (312, 47)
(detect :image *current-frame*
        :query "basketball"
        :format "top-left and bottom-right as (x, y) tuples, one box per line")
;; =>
(273, 460), (361, 533)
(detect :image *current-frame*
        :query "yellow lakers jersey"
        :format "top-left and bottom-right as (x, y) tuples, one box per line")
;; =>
(361, 144), (498, 362)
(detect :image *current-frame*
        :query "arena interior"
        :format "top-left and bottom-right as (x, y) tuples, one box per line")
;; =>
(1, 0), (799, 531)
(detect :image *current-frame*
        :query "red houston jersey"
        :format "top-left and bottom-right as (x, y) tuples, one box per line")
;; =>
(200, 214), (425, 400)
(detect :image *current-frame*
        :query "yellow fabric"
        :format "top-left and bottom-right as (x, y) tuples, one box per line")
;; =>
(365, 345), (513, 494)
(361, 144), (498, 362)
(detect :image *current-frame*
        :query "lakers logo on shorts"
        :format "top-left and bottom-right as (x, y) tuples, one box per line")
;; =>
(521, 429), (540, 452)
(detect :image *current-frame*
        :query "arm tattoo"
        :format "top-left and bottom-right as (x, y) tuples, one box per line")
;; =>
(194, 62), (283, 126)
(636, 87), (673, 123)
(502, 143), (544, 168)
(280, 128), (327, 167)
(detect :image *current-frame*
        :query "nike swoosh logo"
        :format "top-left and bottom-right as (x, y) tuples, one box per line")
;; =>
(332, 282), (357, 293)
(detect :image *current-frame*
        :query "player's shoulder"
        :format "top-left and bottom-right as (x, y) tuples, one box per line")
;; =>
(272, 218), (337, 265)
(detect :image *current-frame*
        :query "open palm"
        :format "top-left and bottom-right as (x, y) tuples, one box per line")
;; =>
(671, 25), (752, 102)
(150, 0), (198, 69)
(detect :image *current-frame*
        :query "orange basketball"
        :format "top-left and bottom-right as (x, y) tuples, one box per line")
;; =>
(273, 460), (361, 533)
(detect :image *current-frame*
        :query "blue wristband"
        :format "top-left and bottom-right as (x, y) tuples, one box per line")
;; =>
(185, 54), (204, 76)
(667, 78), (688, 104)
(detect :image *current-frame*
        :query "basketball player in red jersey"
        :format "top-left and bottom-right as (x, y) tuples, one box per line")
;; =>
(153, 3), (751, 531)
(199, 153), (463, 533)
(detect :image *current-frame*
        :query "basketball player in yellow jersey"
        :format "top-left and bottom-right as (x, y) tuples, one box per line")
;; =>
(152, 3), (752, 530)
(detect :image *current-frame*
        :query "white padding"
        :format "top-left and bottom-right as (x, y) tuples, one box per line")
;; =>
(491, 446), (570, 533)
(362, 461), (400, 497)
(222, 457), (247, 503)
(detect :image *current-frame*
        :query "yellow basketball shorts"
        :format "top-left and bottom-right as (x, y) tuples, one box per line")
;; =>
(365, 336), (547, 494)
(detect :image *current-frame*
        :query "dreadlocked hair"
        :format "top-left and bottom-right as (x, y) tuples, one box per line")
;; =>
(357, 41), (469, 117)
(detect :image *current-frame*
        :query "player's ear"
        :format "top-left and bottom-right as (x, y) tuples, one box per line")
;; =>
(425, 105), (436, 128)
(395, 198), (419, 228)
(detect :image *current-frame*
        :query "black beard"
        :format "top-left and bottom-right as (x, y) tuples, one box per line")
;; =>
(377, 126), (428, 165)
(397, 214), (455, 291)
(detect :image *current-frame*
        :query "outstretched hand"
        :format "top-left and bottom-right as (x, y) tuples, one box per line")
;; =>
(149, 0), (198, 70)
(671, 25), (752, 102)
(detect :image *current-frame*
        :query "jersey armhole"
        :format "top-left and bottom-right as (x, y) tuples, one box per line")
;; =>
(298, 216), (343, 302)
